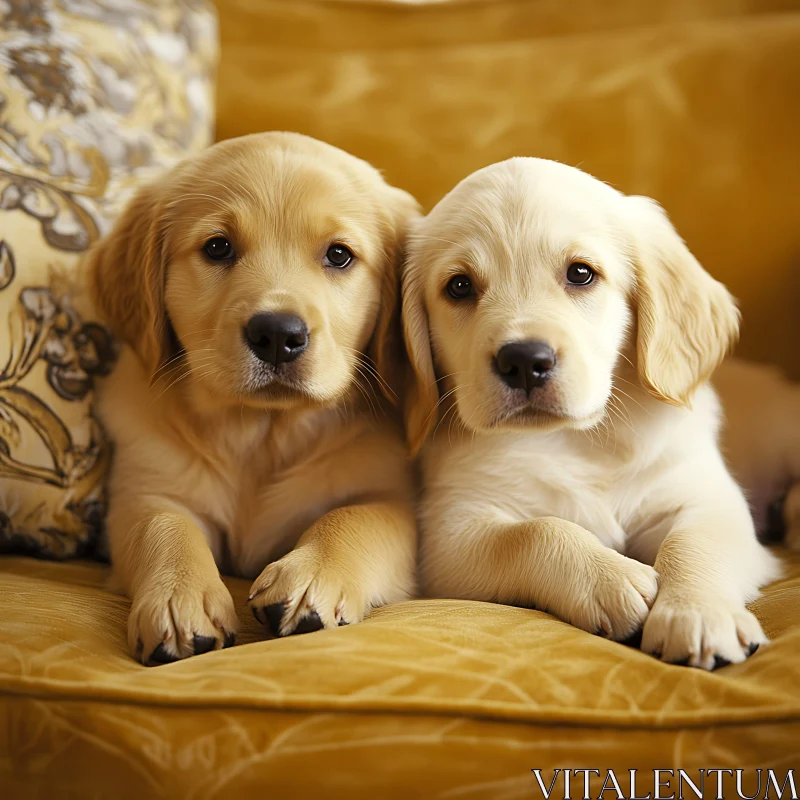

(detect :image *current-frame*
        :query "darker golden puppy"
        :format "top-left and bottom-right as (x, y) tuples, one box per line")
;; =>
(86, 132), (419, 665)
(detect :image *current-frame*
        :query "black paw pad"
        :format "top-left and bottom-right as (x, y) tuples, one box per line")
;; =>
(669, 656), (691, 667)
(712, 655), (732, 671)
(251, 606), (266, 625)
(192, 634), (216, 655)
(148, 643), (179, 665)
(338, 618), (349, 627)
(264, 602), (286, 636)
(748, 642), (760, 656)
(293, 610), (324, 635)
(223, 631), (236, 648)
(619, 630), (643, 649)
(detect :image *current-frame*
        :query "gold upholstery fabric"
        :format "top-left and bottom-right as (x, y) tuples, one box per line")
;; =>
(1, 553), (799, 796)
(216, 0), (800, 376)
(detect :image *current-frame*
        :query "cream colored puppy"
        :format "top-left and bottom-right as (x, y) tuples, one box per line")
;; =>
(86, 132), (419, 665)
(402, 157), (781, 670)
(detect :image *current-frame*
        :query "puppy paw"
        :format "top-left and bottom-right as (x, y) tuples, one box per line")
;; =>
(569, 553), (659, 641)
(641, 593), (768, 670)
(249, 547), (367, 636)
(129, 576), (238, 666)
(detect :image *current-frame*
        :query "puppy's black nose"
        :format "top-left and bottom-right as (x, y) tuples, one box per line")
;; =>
(494, 340), (556, 391)
(245, 313), (309, 365)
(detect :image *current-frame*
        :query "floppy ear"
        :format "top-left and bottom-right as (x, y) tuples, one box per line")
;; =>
(84, 177), (173, 376)
(401, 226), (440, 456)
(367, 185), (421, 404)
(629, 196), (740, 406)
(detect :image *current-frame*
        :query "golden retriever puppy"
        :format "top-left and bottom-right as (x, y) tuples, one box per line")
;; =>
(85, 132), (419, 665)
(402, 157), (781, 670)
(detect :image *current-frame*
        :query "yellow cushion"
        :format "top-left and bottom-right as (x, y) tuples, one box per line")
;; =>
(1, 552), (798, 796)
(215, 0), (800, 377)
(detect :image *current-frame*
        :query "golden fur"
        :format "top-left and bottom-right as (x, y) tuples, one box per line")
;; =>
(402, 157), (781, 670)
(85, 132), (419, 664)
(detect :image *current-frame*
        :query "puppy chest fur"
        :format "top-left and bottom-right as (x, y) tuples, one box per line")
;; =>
(420, 387), (718, 559)
(100, 352), (406, 579)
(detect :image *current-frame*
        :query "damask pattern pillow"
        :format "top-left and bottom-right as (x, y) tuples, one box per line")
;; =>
(0, 0), (218, 559)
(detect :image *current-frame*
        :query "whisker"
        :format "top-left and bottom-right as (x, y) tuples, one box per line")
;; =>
(424, 385), (460, 431)
(339, 346), (397, 401)
(434, 370), (469, 385)
(149, 348), (219, 382)
(352, 372), (379, 418)
(611, 384), (651, 415)
(150, 356), (219, 401)
(433, 394), (459, 441)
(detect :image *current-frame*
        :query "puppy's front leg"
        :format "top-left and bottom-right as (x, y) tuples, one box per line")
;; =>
(636, 469), (781, 669)
(110, 505), (239, 665)
(249, 501), (417, 635)
(423, 516), (658, 641)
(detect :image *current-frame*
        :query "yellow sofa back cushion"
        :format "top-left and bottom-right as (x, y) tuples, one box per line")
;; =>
(215, 0), (800, 376)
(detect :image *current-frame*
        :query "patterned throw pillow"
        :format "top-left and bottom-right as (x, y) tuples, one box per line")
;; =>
(0, 0), (218, 559)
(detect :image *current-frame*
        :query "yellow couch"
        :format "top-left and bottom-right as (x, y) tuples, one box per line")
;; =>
(3, 554), (800, 797)
(2, 1), (800, 796)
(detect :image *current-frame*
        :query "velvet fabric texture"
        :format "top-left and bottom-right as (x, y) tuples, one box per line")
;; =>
(216, 0), (800, 378)
(2, 552), (799, 797)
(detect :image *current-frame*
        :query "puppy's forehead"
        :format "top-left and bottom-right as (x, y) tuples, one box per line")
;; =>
(419, 158), (627, 269)
(170, 139), (386, 252)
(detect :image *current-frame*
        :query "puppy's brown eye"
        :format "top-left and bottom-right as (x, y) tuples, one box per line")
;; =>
(446, 274), (474, 300)
(566, 262), (594, 285)
(204, 237), (235, 261)
(324, 244), (353, 269)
